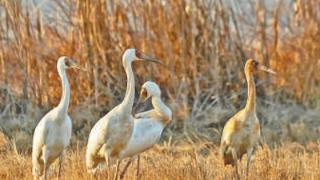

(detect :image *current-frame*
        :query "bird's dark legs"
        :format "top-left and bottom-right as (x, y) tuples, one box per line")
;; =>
(113, 160), (121, 180)
(119, 159), (133, 179)
(105, 154), (111, 180)
(136, 155), (140, 180)
(58, 152), (64, 178)
(231, 149), (240, 180)
(42, 148), (49, 180)
(246, 148), (254, 180)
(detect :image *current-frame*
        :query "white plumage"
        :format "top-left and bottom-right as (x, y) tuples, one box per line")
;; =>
(120, 118), (164, 158)
(118, 81), (172, 179)
(32, 56), (81, 180)
(85, 49), (161, 178)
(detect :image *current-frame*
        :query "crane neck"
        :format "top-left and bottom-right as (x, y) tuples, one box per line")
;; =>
(151, 96), (172, 125)
(56, 66), (70, 117)
(244, 69), (256, 113)
(120, 61), (135, 114)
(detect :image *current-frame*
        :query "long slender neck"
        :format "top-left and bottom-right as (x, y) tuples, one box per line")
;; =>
(151, 96), (172, 124)
(57, 66), (70, 117)
(120, 62), (135, 113)
(244, 69), (256, 113)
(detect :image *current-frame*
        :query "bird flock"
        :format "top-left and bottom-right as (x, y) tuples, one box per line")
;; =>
(31, 49), (275, 180)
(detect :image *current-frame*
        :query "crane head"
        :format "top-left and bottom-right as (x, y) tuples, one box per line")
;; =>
(133, 81), (161, 114)
(122, 48), (161, 65)
(58, 56), (83, 70)
(137, 81), (161, 103)
(245, 59), (276, 75)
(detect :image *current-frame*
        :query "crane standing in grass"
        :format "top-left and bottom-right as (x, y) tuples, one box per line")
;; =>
(117, 81), (172, 179)
(86, 49), (161, 179)
(32, 56), (82, 180)
(220, 59), (275, 179)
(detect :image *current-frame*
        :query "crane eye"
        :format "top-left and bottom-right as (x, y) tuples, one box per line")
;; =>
(135, 50), (142, 59)
(65, 59), (71, 67)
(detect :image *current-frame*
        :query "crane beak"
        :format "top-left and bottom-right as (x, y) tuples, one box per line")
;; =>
(133, 97), (142, 114)
(258, 65), (276, 75)
(138, 53), (162, 64)
(70, 60), (87, 71)
(133, 88), (149, 113)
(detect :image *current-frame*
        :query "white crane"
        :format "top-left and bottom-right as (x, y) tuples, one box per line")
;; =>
(118, 81), (172, 179)
(86, 49), (160, 178)
(32, 56), (82, 180)
(220, 59), (275, 179)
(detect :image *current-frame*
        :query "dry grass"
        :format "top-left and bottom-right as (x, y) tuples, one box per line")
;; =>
(0, 0), (319, 146)
(0, 137), (320, 180)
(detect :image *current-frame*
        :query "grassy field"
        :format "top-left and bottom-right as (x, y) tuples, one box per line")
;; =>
(0, 136), (320, 180)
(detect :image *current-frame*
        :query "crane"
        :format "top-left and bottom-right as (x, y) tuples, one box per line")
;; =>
(117, 81), (172, 179)
(86, 49), (161, 179)
(220, 59), (275, 179)
(32, 56), (82, 180)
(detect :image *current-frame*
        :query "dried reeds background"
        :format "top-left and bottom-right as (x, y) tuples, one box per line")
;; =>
(0, 0), (319, 179)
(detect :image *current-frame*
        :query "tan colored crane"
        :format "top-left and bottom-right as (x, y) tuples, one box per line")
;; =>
(220, 59), (275, 179)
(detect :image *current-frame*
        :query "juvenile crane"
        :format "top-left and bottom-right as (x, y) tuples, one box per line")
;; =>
(32, 56), (82, 180)
(220, 59), (275, 179)
(118, 81), (172, 179)
(86, 49), (160, 178)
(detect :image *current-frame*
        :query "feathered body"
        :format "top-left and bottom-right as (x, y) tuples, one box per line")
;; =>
(86, 49), (161, 174)
(220, 59), (275, 178)
(32, 110), (72, 177)
(116, 81), (172, 179)
(120, 117), (164, 158)
(86, 104), (134, 169)
(32, 56), (80, 179)
(121, 81), (172, 158)
(220, 109), (260, 165)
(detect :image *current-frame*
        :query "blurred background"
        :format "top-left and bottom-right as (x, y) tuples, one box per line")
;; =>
(0, 0), (319, 152)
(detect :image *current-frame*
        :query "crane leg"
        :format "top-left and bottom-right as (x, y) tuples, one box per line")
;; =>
(258, 138), (264, 149)
(246, 148), (254, 180)
(92, 169), (99, 180)
(58, 152), (64, 178)
(113, 160), (121, 180)
(231, 149), (240, 180)
(119, 159), (133, 179)
(42, 148), (49, 180)
(136, 155), (140, 180)
(105, 152), (111, 180)
(107, 165), (111, 180)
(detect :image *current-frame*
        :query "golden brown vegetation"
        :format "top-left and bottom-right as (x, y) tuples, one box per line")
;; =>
(0, 0), (320, 179)
(1, 135), (320, 180)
